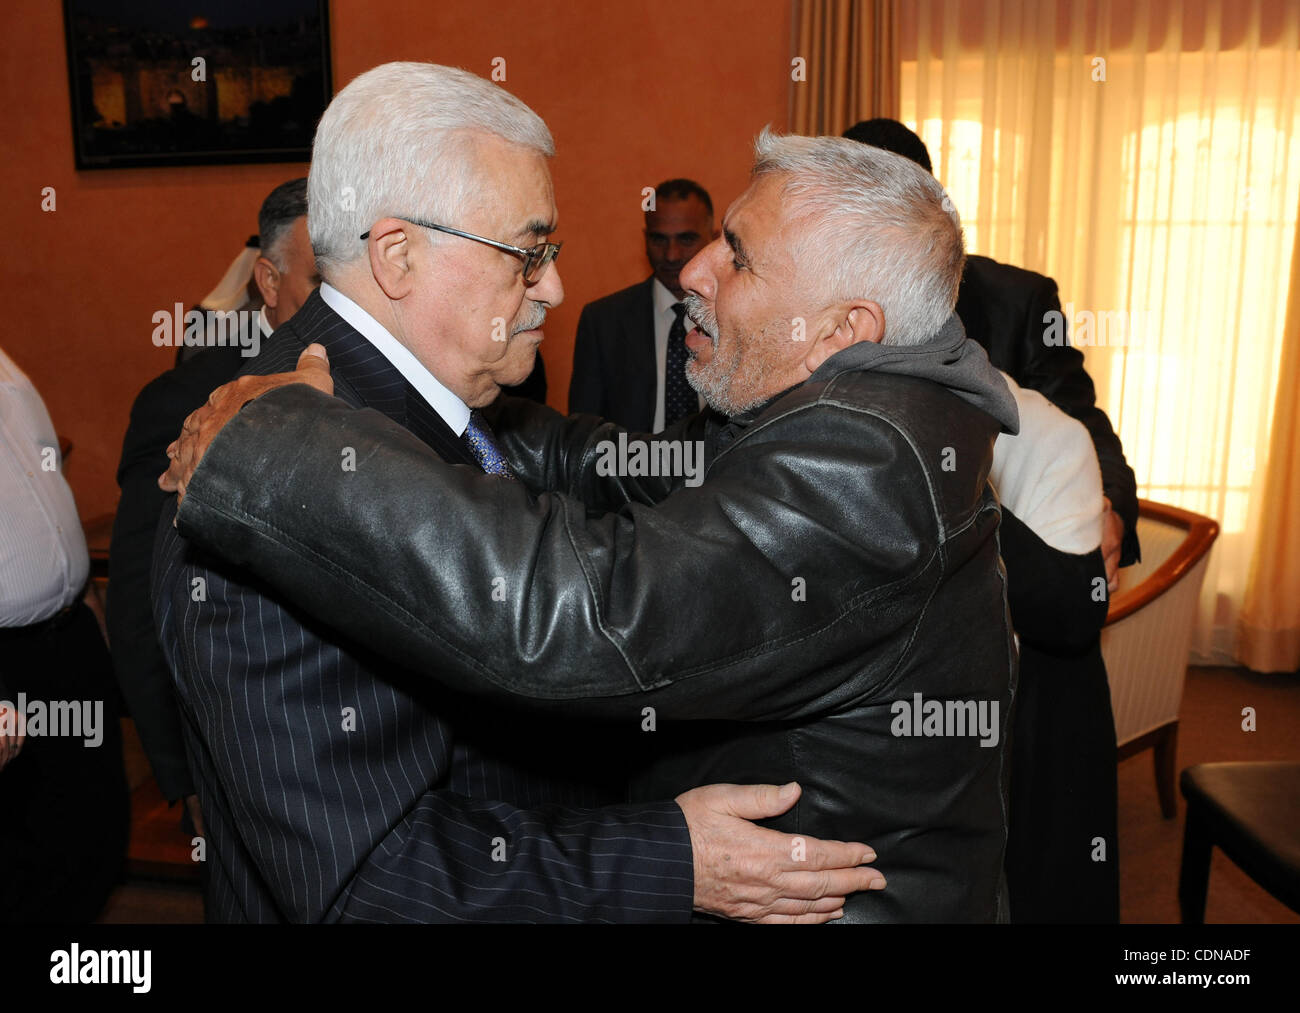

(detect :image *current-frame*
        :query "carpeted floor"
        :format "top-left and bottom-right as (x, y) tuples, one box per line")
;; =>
(98, 664), (1300, 924)
(1119, 664), (1300, 923)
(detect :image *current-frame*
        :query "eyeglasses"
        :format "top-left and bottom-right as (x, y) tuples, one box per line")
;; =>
(360, 216), (562, 283)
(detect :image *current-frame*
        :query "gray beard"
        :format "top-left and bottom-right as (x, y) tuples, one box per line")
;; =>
(686, 336), (786, 417)
(687, 353), (750, 416)
(682, 294), (788, 416)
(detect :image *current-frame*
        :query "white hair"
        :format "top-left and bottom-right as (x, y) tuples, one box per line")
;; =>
(752, 128), (965, 346)
(308, 62), (554, 278)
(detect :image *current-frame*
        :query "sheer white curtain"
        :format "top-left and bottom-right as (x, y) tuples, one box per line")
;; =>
(899, 0), (1300, 663)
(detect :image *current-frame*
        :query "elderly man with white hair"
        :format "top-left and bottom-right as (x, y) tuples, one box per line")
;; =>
(161, 100), (1022, 921)
(152, 63), (884, 924)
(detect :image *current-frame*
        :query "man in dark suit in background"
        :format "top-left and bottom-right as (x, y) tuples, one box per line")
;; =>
(152, 62), (881, 923)
(109, 178), (315, 833)
(843, 119), (1139, 585)
(568, 178), (716, 431)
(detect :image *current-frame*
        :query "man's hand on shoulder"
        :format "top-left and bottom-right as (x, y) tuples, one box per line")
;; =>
(159, 344), (333, 508)
(677, 781), (885, 924)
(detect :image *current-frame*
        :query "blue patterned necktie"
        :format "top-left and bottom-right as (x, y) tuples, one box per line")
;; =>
(664, 302), (695, 427)
(464, 410), (513, 478)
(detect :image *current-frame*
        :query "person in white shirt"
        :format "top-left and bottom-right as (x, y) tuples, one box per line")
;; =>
(0, 346), (128, 922)
(0, 349), (90, 632)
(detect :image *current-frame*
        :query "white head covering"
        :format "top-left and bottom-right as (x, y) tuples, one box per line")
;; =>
(199, 237), (262, 312)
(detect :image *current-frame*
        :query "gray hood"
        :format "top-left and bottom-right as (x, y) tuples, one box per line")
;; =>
(810, 312), (1020, 435)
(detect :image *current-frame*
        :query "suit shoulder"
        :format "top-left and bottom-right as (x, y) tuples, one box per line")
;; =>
(578, 278), (653, 322)
(236, 328), (308, 377)
(963, 255), (1058, 299)
(121, 347), (248, 480)
(132, 347), (245, 420)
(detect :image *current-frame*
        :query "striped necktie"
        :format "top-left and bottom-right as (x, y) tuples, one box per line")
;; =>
(464, 410), (513, 478)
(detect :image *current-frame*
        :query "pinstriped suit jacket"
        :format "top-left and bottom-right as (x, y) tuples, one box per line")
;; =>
(151, 290), (693, 922)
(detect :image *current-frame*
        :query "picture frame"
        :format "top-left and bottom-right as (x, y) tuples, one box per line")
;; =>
(63, 0), (332, 169)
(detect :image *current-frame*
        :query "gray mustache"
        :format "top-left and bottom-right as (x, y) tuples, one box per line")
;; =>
(682, 294), (717, 339)
(513, 309), (547, 334)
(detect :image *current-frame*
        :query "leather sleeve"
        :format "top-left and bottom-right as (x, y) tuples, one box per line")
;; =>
(486, 394), (705, 509)
(481, 395), (607, 496)
(155, 518), (693, 923)
(1016, 278), (1141, 565)
(567, 306), (606, 417)
(998, 507), (1110, 655)
(176, 384), (940, 723)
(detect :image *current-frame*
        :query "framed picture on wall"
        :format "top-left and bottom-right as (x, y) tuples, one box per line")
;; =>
(63, 0), (331, 169)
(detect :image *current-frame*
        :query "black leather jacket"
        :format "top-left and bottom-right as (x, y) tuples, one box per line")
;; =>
(175, 314), (1021, 923)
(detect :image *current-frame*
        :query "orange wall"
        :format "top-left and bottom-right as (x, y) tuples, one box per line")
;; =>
(0, 0), (791, 519)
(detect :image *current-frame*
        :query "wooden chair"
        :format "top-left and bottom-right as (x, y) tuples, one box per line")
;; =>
(1100, 500), (1219, 817)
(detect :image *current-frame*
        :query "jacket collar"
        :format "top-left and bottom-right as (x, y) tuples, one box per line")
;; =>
(284, 290), (479, 467)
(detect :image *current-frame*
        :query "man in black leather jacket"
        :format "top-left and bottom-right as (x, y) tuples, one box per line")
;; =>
(164, 131), (1021, 922)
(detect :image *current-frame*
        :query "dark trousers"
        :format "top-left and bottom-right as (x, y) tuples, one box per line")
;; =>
(0, 601), (130, 923)
(1005, 642), (1121, 923)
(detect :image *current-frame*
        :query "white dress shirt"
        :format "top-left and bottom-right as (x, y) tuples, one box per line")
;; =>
(319, 282), (470, 436)
(651, 278), (704, 433)
(0, 347), (90, 626)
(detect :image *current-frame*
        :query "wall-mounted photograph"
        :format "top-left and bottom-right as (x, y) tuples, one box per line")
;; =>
(63, 0), (330, 168)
